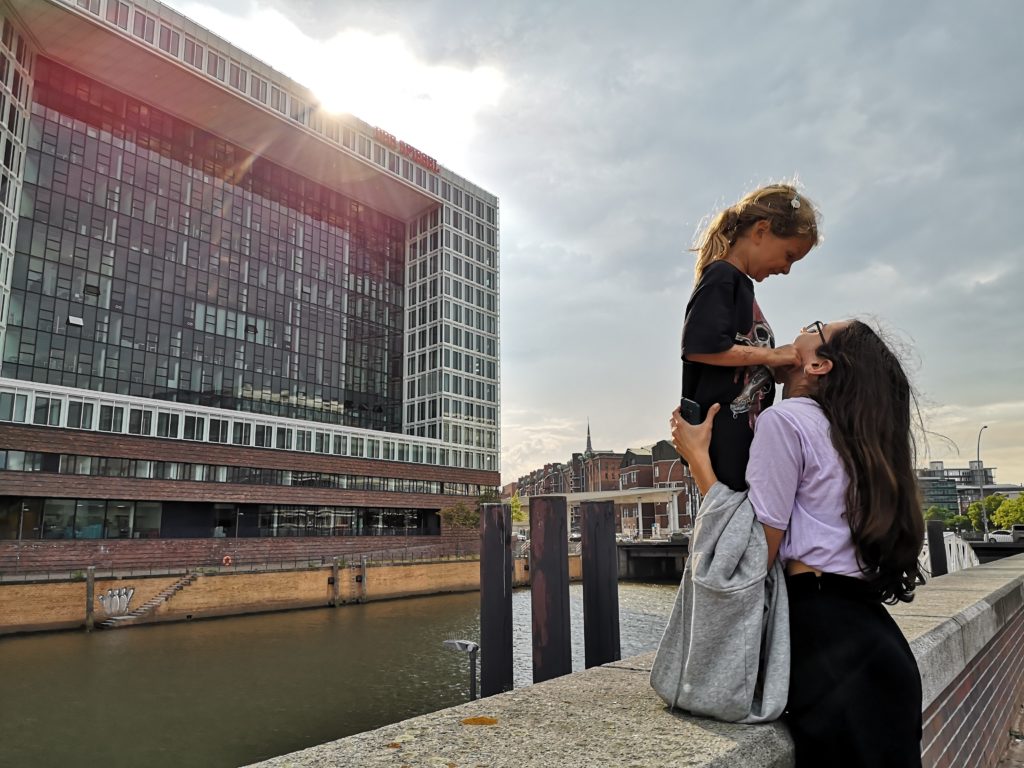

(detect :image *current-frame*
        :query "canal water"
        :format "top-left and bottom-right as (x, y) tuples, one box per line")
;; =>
(0, 582), (677, 768)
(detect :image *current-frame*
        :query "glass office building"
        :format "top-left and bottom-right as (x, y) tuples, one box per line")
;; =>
(0, 0), (500, 545)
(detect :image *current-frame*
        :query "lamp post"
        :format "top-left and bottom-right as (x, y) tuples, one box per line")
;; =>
(976, 425), (988, 536)
(662, 458), (682, 534)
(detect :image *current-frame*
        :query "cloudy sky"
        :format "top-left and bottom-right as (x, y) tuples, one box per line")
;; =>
(166, 0), (1024, 486)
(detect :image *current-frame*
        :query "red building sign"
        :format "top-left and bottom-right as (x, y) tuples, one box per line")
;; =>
(374, 127), (440, 174)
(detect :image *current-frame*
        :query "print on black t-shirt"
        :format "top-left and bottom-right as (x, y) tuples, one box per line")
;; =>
(730, 298), (774, 424)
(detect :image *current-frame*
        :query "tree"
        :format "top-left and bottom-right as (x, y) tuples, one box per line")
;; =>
(440, 500), (480, 531)
(948, 514), (973, 533)
(509, 491), (526, 523)
(967, 494), (1007, 531)
(924, 506), (951, 523)
(991, 496), (1024, 529)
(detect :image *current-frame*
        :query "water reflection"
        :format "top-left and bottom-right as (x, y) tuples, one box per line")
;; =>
(0, 582), (676, 768)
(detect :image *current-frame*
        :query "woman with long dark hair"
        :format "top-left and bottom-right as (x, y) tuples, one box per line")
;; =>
(670, 319), (925, 767)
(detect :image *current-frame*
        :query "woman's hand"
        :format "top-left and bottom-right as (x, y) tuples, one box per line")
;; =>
(670, 404), (720, 495)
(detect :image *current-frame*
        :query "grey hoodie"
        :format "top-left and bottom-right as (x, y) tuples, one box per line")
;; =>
(650, 482), (790, 723)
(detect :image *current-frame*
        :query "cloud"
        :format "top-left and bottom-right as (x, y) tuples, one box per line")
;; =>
(165, 0), (1024, 485)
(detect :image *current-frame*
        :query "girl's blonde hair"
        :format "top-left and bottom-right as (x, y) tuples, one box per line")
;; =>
(692, 184), (820, 282)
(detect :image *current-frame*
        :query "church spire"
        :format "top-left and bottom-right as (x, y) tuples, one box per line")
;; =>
(586, 419), (593, 455)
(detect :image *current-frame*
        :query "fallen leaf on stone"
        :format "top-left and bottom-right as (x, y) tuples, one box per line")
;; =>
(385, 742), (401, 748)
(460, 716), (498, 726)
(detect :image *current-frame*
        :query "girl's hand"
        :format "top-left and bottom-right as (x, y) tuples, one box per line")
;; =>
(670, 403), (719, 465)
(768, 344), (799, 369)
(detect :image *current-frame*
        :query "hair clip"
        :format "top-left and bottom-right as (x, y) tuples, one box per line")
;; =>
(790, 197), (801, 209)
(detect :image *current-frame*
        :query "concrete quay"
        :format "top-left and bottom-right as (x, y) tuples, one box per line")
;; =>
(247, 554), (1024, 768)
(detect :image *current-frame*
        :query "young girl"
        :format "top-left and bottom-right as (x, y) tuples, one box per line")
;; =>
(681, 184), (820, 491)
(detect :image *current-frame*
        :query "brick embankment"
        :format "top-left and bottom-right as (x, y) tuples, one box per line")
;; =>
(246, 554), (1024, 768)
(0, 555), (581, 634)
(0, 531), (480, 576)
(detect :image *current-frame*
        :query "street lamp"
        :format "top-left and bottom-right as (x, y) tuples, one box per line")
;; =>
(442, 639), (479, 700)
(976, 425), (988, 536)
(662, 458), (682, 534)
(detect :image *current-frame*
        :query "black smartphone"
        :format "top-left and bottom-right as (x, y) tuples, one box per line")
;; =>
(679, 397), (702, 425)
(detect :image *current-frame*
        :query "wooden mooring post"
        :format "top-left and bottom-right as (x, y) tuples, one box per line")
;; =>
(530, 496), (571, 684)
(581, 501), (620, 668)
(927, 519), (948, 578)
(480, 502), (514, 697)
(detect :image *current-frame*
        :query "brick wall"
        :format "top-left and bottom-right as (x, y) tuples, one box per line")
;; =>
(0, 530), (480, 574)
(921, 601), (1024, 768)
(0, 561), (482, 632)
(0, 555), (584, 634)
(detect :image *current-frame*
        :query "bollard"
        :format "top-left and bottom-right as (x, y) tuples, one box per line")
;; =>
(581, 501), (620, 668)
(85, 566), (95, 631)
(330, 557), (340, 606)
(927, 520), (948, 578)
(530, 496), (571, 684)
(480, 503), (514, 697)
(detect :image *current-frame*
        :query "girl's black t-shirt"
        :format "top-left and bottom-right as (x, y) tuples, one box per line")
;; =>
(681, 260), (776, 490)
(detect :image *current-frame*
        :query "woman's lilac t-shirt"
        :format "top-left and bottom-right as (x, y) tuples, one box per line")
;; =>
(746, 397), (864, 578)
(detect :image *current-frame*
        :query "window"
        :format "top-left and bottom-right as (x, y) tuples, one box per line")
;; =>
(105, 1), (129, 29)
(229, 62), (247, 92)
(207, 51), (226, 80)
(42, 499), (75, 540)
(208, 418), (228, 443)
(255, 424), (273, 447)
(183, 38), (204, 69)
(98, 405), (124, 433)
(270, 86), (286, 113)
(67, 401), (94, 429)
(156, 412), (179, 438)
(232, 422), (251, 445)
(128, 408), (152, 435)
(33, 396), (61, 426)
(132, 11), (155, 43)
(158, 25), (180, 55)
(76, 0), (100, 13)
(183, 415), (205, 441)
(249, 75), (267, 102)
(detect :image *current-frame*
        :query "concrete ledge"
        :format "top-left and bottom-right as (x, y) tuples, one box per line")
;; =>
(889, 554), (1024, 709)
(246, 554), (1024, 768)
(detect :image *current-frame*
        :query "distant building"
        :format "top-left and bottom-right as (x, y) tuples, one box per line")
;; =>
(916, 461), (1023, 514)
(516, 431), (698, 538)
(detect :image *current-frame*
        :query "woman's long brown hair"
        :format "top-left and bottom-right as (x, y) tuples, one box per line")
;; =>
(815, 321), (925, 603)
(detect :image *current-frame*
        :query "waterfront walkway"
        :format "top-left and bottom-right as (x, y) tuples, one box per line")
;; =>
(248, 554), (1024, 768)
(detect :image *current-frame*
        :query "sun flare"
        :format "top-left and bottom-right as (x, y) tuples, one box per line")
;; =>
(171, 2), (506, 171)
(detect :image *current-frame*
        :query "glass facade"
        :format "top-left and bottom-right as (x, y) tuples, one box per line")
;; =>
(5, 57), (406, 431)
(0, 495), (438, 540)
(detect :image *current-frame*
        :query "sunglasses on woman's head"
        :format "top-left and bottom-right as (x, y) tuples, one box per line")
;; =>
(802, 321), (826, 347)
